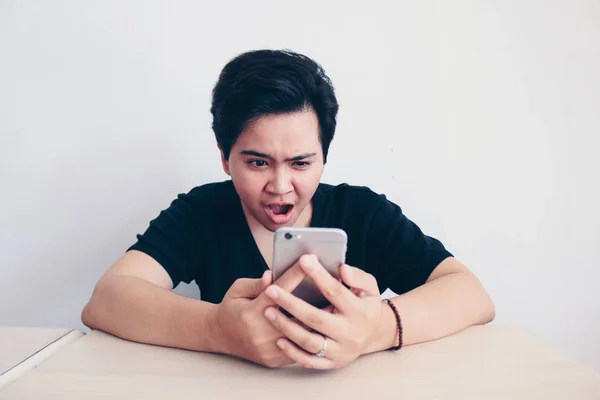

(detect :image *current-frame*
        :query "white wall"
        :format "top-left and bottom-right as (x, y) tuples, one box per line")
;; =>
(1, 1), (598, 372)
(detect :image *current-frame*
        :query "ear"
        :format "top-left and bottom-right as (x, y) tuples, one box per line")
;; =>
(218, 145), (231, 176)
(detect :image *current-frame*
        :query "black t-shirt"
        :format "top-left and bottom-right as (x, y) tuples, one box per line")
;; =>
(128, 180), (452, 304)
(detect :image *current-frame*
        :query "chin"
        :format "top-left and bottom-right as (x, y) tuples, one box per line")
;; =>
(265, 220), (296, 232)
(262, 215), (299, 232)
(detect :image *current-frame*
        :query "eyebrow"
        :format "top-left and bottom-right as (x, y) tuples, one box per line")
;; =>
(240, 150), (317, 162)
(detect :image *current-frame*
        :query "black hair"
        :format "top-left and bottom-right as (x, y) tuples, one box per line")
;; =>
(210, 49), (339, 162)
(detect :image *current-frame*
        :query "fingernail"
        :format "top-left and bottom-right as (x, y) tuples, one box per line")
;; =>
(266, 286), (279, 299)
(277, 340), (286, 350)
(265, 308), (276, 321)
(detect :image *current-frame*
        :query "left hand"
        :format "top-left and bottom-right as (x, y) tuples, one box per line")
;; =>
(263, 254), (386, 369)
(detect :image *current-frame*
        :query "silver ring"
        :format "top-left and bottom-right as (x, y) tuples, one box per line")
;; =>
(315, 335), (328, 358)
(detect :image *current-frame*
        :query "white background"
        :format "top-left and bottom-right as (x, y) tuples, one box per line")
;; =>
(1, 1), (598, 372)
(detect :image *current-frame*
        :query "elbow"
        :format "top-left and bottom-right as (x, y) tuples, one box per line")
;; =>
(81, 302), (94, 329)
(466, 272), (495, 325)
(484, 300), (496, 324)
(81, 278), (111, 330)
(481, 291), (496, 324)
(81, 292), (102, 330)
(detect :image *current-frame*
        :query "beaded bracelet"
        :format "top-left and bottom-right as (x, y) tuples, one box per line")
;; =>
(384, 299), (403, 351)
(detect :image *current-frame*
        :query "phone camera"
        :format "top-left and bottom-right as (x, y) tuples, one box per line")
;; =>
(284, 232), (293, 240)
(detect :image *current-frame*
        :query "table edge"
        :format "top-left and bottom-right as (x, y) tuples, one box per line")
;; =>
(0, 329), (85, 389)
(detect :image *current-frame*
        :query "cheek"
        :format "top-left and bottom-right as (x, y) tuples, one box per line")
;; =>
(233, 170), (265, 198)
(293, 169), (323, 196)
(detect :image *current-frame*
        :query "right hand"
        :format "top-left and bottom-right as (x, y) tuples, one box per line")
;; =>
(209, 258), (309, 368)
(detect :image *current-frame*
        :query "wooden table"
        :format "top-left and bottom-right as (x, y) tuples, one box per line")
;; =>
(0, 325), (598, 399)
(0, 327), (84, 389)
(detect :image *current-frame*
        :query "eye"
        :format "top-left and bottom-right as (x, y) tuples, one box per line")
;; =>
(248, 160), (268, 168)
(293, 161), (310, 169)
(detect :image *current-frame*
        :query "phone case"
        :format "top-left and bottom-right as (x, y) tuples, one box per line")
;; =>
(272, 227), (347, 308)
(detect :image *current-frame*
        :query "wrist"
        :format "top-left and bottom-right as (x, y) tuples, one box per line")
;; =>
(363, 300), (398, 355)
(383, 298), (403, 350)
(202, 303), (227, 354)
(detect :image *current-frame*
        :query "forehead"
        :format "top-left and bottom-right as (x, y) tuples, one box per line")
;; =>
(235, 110), (321, 153)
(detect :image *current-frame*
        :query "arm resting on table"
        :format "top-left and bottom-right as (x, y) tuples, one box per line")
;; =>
(365, 257), (496, 354)
(81, 250), (220, 352)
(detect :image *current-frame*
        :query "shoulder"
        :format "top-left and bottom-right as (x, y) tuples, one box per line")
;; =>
(164, 180), (236, 219)
(314, 182), (401, 229)
(185, 180), (235, 203)
(316, 182), (390, 209)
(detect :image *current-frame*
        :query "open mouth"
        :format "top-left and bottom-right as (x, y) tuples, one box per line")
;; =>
(265, 203), (294, 225)
(267, 204), (293, 215)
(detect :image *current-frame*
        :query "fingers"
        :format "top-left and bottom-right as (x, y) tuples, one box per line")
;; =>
(297, 255), (359, 314)
(321, 304), (335, 314)
(339, 264), (380, 297)
(273, 259), (307, 292)
(275, 338), (334, 370)
(262, 270), (273, 289)
(264, 285), (338, 336)
(229, 271), (271, 299)
(264, 307), (335, 356)
(255, 260), (307, 308)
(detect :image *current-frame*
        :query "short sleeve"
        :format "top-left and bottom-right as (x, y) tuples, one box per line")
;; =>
(366, 195), (453, 295)
(128, 190), (205, 288)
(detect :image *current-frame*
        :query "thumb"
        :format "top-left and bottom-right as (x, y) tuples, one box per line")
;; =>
(340, 264), (380, 298)
(229, 271), (272, 299)
(261, 270), (273, 289)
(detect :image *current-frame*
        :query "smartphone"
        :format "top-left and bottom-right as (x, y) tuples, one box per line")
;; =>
(272, 227), (347, 309)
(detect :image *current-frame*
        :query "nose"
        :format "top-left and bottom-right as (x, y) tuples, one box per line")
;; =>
(265, 167), (293, 196)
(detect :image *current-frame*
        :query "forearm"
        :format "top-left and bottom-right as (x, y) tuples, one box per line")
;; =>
(366, 272), (495, 353)
(81, 274), (219, 352)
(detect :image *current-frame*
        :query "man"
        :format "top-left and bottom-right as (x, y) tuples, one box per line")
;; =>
(82, 49), (495, 370)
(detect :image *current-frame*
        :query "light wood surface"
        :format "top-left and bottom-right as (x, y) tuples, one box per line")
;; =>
(0, 327), (84, 389)
(0, 325), (598, 399)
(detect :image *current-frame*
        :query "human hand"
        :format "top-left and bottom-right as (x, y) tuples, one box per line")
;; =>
(209, 261), (309, 368)
(262, 254), (388, 369)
